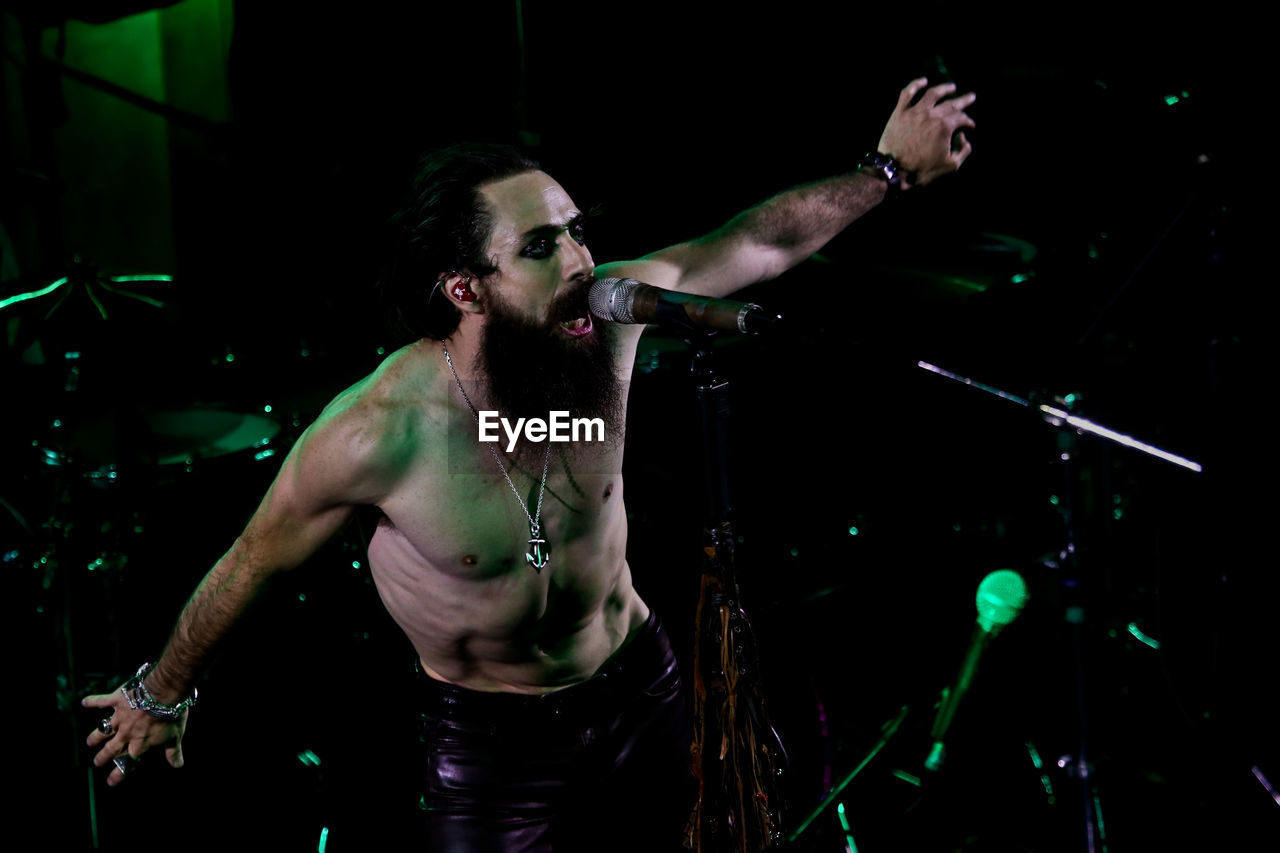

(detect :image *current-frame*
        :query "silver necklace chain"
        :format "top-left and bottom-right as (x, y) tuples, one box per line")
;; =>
(442, 341), (552, 569)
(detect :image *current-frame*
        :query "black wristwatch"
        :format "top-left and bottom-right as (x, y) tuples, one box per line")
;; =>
(857, 152), (909, 191)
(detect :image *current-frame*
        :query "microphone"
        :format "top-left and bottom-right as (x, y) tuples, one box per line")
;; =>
(924, 569), (1029, 772)
(588, 277), (782, 335)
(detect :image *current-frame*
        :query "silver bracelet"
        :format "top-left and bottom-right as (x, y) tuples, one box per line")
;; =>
(121, 662), (197, 721)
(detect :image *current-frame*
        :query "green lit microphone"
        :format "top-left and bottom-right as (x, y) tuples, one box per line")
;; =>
(925, 569), (1029, 772)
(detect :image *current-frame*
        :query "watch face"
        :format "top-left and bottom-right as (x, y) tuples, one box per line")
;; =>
(861, 154), (900, 186)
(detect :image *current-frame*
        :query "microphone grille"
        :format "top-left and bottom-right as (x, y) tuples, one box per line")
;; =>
(588, 277), (639, 324)
(975, 569), (1029, 633)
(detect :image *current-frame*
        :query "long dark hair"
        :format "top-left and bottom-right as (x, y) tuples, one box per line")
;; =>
(379, 143), (540, 342)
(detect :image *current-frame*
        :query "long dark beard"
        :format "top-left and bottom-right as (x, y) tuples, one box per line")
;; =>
(478, 280), (624, 460)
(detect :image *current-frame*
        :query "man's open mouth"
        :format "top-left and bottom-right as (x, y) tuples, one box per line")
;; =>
(558, 314), (594, 337)
(553, 280), (596, 337)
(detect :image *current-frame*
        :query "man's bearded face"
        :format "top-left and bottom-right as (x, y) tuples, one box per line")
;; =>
(477, 277), (623, 454)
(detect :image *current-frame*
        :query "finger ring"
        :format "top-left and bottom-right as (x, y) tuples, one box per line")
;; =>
(113, 755), (138, 775)
(98, 718), (114, 735)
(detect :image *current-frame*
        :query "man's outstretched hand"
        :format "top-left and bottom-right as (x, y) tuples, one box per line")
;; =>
(877, 77), (976, 188)
(83, 688), (187, 786)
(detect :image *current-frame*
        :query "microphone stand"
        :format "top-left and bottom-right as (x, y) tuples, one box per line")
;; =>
(685, 331), (786, 853)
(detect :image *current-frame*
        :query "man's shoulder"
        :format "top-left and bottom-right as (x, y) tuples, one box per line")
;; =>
(298, 341), (444, 479)
(319, 340), (442, 425)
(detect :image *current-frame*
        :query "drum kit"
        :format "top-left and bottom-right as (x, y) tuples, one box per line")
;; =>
(3, 257), (299, 833)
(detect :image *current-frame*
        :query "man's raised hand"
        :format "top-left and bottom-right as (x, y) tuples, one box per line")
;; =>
(876, 77), (976, 188)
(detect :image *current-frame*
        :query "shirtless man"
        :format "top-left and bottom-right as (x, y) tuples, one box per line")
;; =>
(83, 79), (975, 849)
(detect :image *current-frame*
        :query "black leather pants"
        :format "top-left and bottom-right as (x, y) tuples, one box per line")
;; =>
(416, 613), (693, 852)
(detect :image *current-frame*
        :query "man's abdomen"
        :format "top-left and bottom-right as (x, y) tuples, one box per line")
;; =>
(367, 516), (647, 692)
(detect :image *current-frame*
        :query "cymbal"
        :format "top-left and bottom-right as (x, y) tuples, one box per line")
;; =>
(817, 231), (1040, 305)
(3, 254), (172, 319)
(141, 410), (282, 466)
(41, 408), (281, 473)
(630, 330), (753, 374)
(3, 260), (178, 373)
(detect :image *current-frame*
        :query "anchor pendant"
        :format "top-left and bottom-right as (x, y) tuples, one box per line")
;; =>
(526, 537), (549, 572)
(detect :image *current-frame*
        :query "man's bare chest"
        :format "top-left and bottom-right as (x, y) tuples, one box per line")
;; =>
(376, 434), (626, 579)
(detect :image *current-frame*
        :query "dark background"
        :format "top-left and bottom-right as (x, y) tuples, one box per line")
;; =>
(4, 3), (1270, 850)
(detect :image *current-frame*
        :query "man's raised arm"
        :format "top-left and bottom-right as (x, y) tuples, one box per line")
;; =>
(596, 78), (975, 299)
(82, 380), (405, 786)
